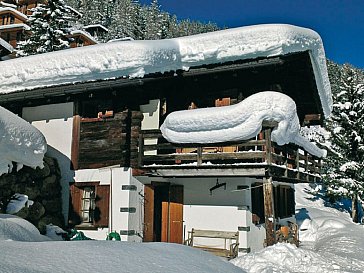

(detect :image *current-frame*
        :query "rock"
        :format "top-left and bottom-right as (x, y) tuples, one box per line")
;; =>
(27, 202), (46, 222)
(24, 185), (41, 200)
(15, 206), (29, 219)
(40, 175), (61, 198)
(42, 198), (62, 213)
(0, 174), (16, 187)
(37, 214), (65, 234)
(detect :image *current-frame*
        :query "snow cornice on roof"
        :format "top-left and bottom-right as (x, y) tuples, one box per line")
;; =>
(0, 7), (28, 22)
(0, 23), (30, 31)
(70, 30), (98, 44)
(0, 24), (332, 117)
(83, 24), (109, 32)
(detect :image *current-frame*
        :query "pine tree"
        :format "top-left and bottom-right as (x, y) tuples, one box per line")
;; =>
(323, 62), (364, 222)
(17, 0), (73, 56)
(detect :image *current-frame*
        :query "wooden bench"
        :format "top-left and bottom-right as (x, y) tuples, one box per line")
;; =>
(184, 229), (239, 259)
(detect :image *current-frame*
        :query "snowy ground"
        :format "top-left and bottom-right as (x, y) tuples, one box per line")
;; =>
(1, 183), (364, 273)
(231, 183), (364, 273)
(0, 215), (243, 273)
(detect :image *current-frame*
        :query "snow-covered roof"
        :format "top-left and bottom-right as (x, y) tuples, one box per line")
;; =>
(83, 24), (109, 32)
(0, 106), (47, 176)
(0, 37), (13, 53)
(0, 23), (30, 31)
(66, 5), (82, 18)
(70, 30), (98, 44)
(0, 24), (332, 117)
(0, 1), (17, 9)
(0, 7), (28, 21)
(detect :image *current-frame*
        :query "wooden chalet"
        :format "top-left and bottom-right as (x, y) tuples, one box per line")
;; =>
(67, 30), (98, 48)
(0, 24), (331, 255)
(0, 36), (13, 59)
(0, 6), (29, 49)
(0, 2), (95, 60)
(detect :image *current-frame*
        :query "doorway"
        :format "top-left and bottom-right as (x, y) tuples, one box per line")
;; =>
(144, 183), (184, 243)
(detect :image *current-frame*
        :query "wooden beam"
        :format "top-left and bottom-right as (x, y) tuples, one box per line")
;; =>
(71, 115), (80, 170)
(263, 176), (276, 246)
(145, 167), (267, 177)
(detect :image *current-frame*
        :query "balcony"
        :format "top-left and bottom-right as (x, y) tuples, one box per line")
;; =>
(137, 122), (322, 183)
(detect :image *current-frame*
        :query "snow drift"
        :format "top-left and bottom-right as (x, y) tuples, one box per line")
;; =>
(0, 106), (47, 175)
(161, 91), (326, 158)
(0, 24), (332, 117)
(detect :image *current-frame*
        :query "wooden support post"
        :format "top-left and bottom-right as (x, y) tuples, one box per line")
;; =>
(138, 132), (144, 168)
(263, 176), (276, 246)
(296, 150), (300, 180)
(264, 128), (272, 165)
(304, 151), (309, 181)
(197, 147), (203, 166)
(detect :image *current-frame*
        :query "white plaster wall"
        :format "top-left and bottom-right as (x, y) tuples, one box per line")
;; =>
(173, 177), (254, 254)
(74, 167), (135, 241)
(140, 99), (160, 155)
(22, 102), (74, 221)
(128, 175), (144, 242)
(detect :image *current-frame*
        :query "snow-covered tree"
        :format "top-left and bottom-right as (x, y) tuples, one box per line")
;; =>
(17, 0), (73, 56)
(64, 0), (219, 41)
(323, 62), (364, 222)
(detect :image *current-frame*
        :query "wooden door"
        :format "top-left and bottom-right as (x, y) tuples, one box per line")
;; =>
(161, 185), (184, 243)
(143, 184), (154, 242)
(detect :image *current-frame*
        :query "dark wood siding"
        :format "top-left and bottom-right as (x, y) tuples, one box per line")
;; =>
(76, 110), (143, 169)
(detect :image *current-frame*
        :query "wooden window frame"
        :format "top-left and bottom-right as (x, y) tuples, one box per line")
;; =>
(69, 182), (110, 230)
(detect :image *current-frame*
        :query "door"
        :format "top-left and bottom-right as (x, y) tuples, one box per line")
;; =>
(143, 184), (155, 242)
(161, 185), (184, 243)
(144, 183), (183, 243)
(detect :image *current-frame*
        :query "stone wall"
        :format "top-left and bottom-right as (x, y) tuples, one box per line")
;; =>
(0, 156), (64, 234)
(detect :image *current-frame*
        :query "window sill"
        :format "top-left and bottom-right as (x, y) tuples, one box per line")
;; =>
(75, 224), (99, 231)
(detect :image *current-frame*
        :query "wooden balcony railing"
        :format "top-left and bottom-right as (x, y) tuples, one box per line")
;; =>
(137, 124), (322, 182)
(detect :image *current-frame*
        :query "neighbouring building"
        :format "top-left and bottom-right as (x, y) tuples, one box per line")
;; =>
(0, 24), (332, 256)
(0, 0), (99, 60)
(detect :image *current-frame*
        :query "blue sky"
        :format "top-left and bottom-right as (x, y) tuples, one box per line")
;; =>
(140, 0), (364, 69)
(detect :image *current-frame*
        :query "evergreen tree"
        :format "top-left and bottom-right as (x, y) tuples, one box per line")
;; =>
(17, 0), (73, 56)
(323, 62), (364, 222)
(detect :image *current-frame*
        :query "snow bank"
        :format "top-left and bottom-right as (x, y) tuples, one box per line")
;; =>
(231, 243), (340, 272)
(161, 91), (326, 157)
(231, 183), (364, 272)
(0, 24), (331, 117)
(0, 241), (244, 273)
(0, 214), (49, 242)
(0, 106), (47, 175)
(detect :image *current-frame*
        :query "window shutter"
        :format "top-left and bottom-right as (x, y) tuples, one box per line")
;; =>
(288, 187), (295, 216)
(69, 184), (82, 226)
(94, 185), (110, 227)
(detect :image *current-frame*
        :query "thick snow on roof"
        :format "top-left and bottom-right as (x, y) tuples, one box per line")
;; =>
(0, 7), (28, 21)
(0, 1), (17, 9)
(0, 24), (332, 116)
(70, 30), (98, 44)
(0, 23), (30, 31)
(0, 106), (47, 176)
(161, 91), (326, 158)
(83, 24), (109, 32)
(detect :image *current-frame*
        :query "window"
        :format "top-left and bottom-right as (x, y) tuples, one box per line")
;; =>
(274, 185), (295, 219)
(251, 183), (264, 224)
(81, 186), (96, 224)
(69, 182), (110, 229)
(10, 15), (14, 24)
